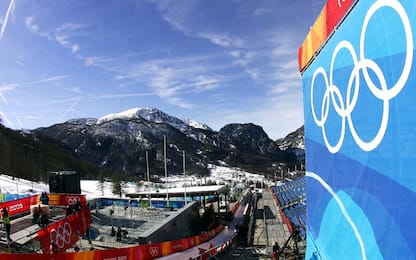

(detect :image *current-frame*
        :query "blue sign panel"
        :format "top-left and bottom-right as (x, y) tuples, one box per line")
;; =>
(301, 1), (416, 259)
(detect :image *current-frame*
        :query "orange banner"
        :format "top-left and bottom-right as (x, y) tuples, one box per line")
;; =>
(298, 0), (356, 72)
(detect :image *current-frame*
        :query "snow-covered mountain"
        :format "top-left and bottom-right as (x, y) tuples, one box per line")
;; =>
(275, 126), (305, 161)
(31, 107), (301, 177)
(96, 107), (210, 131)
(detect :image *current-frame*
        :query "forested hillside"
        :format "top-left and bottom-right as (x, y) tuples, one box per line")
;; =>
(0, 123), (102, 182)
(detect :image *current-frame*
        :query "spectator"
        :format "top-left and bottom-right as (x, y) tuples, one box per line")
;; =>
(50, 240), (57, 253)
(116, 227), (122, 242)
(86, 227), (92, 244)
(110, 226), (116, 237)
(1, 207), (11, 241)
(66, 205), (74, 216)
(40, 192), (49, 205)
(32, 205), (41, 224)
(39, 211), (48, 227)
(273, 241), (280, 253)
(73, 198), (82, 212)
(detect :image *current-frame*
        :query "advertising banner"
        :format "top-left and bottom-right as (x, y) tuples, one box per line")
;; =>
(0, 195), (38, 216)
(48, 193), (87, 208)
(300, 0), (416, 259)
(38, 210), (91, 253)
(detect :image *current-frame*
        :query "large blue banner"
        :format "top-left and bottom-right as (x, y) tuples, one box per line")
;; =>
(301, 0), (416, 259)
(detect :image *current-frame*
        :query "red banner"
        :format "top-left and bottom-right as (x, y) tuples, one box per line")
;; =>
(0, 195), (39, 217)
(37, 209), (92, 253)
(48, 194), (87, 208)
(0, 224), (223, 259)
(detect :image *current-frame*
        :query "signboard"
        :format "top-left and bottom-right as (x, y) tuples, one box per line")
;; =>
(300, 0), (416, 258)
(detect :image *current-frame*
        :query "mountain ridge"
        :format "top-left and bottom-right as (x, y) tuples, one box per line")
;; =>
(33, 107), (304, 177)
(0, 107), (304, 180)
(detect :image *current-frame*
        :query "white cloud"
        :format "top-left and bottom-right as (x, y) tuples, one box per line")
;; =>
(71, 44), (79, 53)
(150, 1), (244, 49)
(198, 32), (243, 48)
(207, 90), (304, 139)
(70, 86), (81, 94)
(229, 50), (240, 58)
(24, 16), (52, 40)
(253, 7), (274, 17)
(232, 50), (256, 66)
(124, 55), (223, 108)
(245, 68), (259, 80)
(24, 18), (82, 55)
(84, 57), (94, 66)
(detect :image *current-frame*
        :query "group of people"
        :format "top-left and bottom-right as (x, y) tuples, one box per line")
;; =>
(33, 204), (49, 227)
(110, 226), (128, 242)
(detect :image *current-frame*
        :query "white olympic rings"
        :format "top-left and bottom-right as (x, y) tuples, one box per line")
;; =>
(311, 0), (413, 153)
(149, 246), (159, 257)
(50, 222), (72, 248)
(66, 196), (80, 205)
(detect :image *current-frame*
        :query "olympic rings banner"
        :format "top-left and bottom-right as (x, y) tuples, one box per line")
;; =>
(300, 0), (416, 259)
(48, 193), (87, 208)
(37, 209), (92, 253)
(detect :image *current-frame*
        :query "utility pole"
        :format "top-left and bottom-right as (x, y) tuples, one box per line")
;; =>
(146, 151), (152, 207)
(183, 150), (187, 205)
(164, 135), (169, 208)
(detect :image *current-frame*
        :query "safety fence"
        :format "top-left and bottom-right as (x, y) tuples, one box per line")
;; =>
(0, 193), (90, 254)
(0, 193), (87, 218)
(0, 222), (223, 259)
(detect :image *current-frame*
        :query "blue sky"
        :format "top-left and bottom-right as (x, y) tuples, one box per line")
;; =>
(0, 0), (325, 139)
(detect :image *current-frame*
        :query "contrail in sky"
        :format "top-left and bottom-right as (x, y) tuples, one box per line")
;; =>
(0, 90), (9, 106)
(0, 111), (13, 126)
(0, 0), (15, 41)
(14, 112), (23, 128)
(59, 97), (81, 122)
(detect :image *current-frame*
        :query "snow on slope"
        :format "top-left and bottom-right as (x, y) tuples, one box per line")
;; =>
(0, 165), (264, 200)
(97, 108), (141, 124)
(96, 107), (210, 131)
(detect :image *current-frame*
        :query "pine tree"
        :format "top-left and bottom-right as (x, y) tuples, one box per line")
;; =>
(112, 171), (123, 197)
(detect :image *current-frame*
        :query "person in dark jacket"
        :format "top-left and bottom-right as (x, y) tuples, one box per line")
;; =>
(40, 192), (49, 205)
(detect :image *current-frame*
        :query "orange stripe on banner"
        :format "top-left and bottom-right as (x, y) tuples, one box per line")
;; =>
(162, 241), (171, 256)
(298, 0), (356, 72)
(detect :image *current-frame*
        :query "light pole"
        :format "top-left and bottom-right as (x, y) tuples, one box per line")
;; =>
(183, 150), (187, 205)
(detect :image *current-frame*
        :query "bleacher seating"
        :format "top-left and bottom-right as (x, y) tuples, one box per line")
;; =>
(272, 177), (306, 240)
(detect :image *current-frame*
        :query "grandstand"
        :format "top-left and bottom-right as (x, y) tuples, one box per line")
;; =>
(271, 177), (306, 258)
